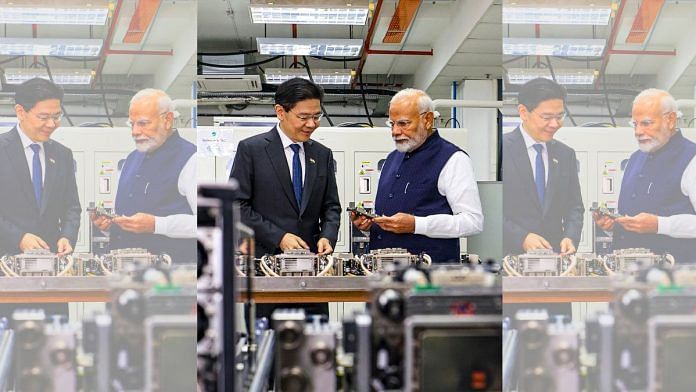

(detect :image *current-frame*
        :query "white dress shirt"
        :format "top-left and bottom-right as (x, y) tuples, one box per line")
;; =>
(656, 155), (696, 238)
(412, 150), (484, 238)
(520, 124), (548, 185)
(277, 124), (305, 184)
(152, 154), (197, 238)
(17, 123), (45, 186)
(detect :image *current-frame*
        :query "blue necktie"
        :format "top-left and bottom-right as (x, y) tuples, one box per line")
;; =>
(289, 144), (303, 207)
(30, 143), (42, 206)
(533, 143), (545, 205)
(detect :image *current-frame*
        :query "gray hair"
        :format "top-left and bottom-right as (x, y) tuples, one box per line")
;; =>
(130, 88), (180, 118)
(390, 88), (434, 113)
(633, 88), (678, 115)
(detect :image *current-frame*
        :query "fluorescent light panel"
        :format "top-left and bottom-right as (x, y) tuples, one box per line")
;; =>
(0, 38), (102, 56)
(265, 68), (353, 84)
(503, 38), (605, 57)
(257, 37), (362, 56)
(4, 68), (93, 85)
(507, 68), (596, 85)
(503, 7), (611, 25)
(250, 6), (368, 25)
(0, 7), (108, 25)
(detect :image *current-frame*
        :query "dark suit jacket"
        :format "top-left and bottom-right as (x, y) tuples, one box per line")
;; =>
(503, 127), (584, 255)
(0, 127), (81, 255)
(229, 127), (341, 256)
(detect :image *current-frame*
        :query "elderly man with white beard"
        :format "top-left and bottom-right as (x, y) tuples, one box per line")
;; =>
(351, 88), (483, 263)
(90, 88), (196, 264)
(594, 88), (696, 264)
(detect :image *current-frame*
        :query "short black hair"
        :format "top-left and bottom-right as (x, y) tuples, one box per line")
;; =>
(15, 77), (64, 110)
(275, 78), (324, 111)
(518, 78), (567, 111)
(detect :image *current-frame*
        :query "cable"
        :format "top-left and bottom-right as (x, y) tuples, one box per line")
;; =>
(502, 255), (522, 277)
(545, 56), (577, 126)
(601, 72), (616, 127)
(550, 56), (602, 62)
(98, 73), (113, 127)
(317, 255), (335, 276)
(99, 256), (113, 276)
(359, 255), (373, 276)
(443, 117), (461, 127)
(503, 55), (526, 65)
(198, 49), (258, 56)
(309, 55), (361, 62)
(56, 255), (75, 277)
(560, 255), (577, 277)
(0, 55), (21, 65)
(50, 56), (99, 62)
(358, 72), (373, 126)
(42, 56), (74, 126)
(302, 56), (334, 126)
(198, 56), (283, 68)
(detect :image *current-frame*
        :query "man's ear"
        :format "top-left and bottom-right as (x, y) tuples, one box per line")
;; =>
(518, 104), (529, 121)
(425, 111), (435, 129)
(14, 104), (25, 120)
(274, 104), (285, 120)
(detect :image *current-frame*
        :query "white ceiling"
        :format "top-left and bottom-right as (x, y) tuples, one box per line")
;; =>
(197, 0), (502, 100)
(503, 0), (696, 105)
(0, 0), (196, 123)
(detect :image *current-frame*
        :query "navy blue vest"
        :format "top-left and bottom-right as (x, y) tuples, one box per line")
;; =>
(111, 131), (196, 263)
(370, 130), (462, 263)
(615, 131), (696, 263)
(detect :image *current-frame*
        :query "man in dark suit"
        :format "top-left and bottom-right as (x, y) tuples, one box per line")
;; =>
(503, 78), (584, 256)
(230, 78), (340, 257)
(230, 78), (341, 315)
(0, 77), (81, 258)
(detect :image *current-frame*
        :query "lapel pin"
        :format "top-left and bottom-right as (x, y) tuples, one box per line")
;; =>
(309, 158), (316, 164)
(49, 158), (56, 164)
(552, 158), (559, 164)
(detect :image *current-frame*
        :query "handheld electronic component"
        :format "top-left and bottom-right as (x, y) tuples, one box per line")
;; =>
(347, 202), (378, 220)
(590, 202), (623, 220)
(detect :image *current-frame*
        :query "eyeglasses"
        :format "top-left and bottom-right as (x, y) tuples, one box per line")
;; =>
(532, 110), (566, 122)
(386, 111), (429, 129)
(290, 110), (323, 122)
(126, 111), (168, 129)
(29, 110), (63, 122)
(629, 112), (672, 129)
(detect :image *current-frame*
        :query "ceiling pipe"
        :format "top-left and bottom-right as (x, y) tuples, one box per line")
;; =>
(608, 48), (675, 55)
(106, 49), (173, 55)
(354, 0), (433, 88)
(365, 48), (432, 55)
(433, 99), (503, 109)
(93, 0), (124, 88)
(595, 0), (628, 88)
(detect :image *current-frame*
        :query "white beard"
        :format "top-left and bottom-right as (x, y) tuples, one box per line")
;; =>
(394, 137), (419, 153)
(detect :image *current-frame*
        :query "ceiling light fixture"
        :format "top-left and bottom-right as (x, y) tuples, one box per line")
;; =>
(503, 6), (611, 25)
(506, 68), (597, 85)
(250, 0), (369, 25)
(264, 68), (354, 84)
(0, 6), (109, 25)
(257, 37), (363, 56)
(0, 38), (103, 56)
(503, 38), (605, 57)
(4, 68), (94, 84)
